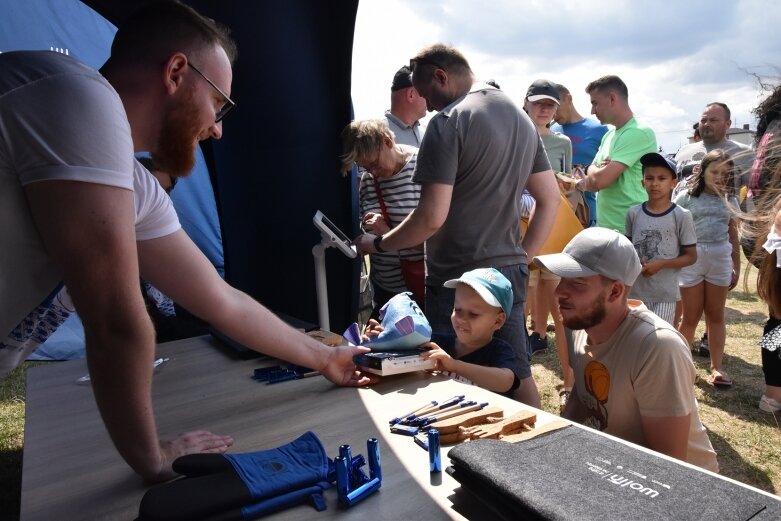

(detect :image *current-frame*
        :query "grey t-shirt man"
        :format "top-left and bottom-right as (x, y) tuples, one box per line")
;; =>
(673, 139), (753, 195)
(413, 83), (551, 286)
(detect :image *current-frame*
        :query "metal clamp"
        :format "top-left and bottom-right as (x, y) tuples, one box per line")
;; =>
(334, 438), (382, 507)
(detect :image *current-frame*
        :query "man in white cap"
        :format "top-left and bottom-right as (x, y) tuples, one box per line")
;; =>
(534, 228), (718, 472)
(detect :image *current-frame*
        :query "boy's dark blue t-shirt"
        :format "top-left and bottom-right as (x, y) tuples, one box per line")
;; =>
(431, 332), (522, 397)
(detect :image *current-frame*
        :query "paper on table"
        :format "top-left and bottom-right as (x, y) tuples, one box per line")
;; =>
(76, 357), (170, 385)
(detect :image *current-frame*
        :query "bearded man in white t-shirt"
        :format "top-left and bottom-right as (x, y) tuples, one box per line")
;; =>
(0, 1), (370, 482)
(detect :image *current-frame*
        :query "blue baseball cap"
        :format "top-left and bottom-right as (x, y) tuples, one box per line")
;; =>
(444, 268), (513, 316)
(640, 152), (677, 177)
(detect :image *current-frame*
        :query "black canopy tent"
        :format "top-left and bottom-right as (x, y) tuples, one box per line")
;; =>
(82, 0), (361, 331)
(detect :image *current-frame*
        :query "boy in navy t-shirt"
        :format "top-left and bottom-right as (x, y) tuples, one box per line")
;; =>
(421, 268), (523, 397)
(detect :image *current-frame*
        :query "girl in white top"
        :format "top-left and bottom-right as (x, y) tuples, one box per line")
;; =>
(673, 149), (741, 387)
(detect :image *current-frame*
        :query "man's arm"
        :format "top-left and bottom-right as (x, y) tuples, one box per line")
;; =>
(561, 386), (589, 422)
(354, 182), (452, 254)
(22, 181), (227, 482)
(633, 327), (697, 463)
(640, 414), (691, 461)
(583, 160), (627, 191)
(137, 230), (373, 386)
(523, 170), (560, 260)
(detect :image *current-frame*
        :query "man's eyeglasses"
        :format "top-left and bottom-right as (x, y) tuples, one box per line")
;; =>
(409, 57), (445, 74)
(187, 61), (236, 123)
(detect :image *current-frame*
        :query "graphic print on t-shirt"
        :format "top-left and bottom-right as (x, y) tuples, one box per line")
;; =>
(635, 229), (663, 263)
(583, 359), (610, 431)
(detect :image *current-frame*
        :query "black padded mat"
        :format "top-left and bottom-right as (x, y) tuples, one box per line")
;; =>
(447, 426), (779, 520)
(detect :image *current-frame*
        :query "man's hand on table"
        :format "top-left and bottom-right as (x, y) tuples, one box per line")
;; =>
(146, 430), (234, 482)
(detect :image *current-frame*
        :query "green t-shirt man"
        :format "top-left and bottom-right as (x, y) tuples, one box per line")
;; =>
(592, 117), (657, 233)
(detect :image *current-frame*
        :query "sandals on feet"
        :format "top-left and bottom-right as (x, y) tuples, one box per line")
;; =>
(706, 371), (733, 388)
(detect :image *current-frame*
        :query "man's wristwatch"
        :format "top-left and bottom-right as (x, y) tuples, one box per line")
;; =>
(374, 235), (386, 253)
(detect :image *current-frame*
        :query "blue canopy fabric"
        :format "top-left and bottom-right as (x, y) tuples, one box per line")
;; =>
(2, 0), (359, 338)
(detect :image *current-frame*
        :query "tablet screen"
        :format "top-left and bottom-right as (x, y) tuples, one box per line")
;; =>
(313, 211), (357, 258)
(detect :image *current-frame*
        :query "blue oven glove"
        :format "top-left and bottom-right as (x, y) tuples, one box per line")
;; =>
(223, 431), (329, 500)
(138, 431), (331, 521)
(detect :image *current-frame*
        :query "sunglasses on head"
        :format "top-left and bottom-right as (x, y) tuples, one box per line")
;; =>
(409, 57), (446, 74)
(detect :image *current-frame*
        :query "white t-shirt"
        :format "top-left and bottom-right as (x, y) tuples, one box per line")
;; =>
(1, 50), (136, 339)
(133, 159), (181, 240)
(0, 159), (180, 375)
(0, 51), (179, 374)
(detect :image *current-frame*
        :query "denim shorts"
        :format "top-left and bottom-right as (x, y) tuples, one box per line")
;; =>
(425, 263), (531, 379)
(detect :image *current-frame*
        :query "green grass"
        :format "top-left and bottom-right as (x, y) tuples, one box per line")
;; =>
(0, 362), (46, 521)
(1, 260), (779, 519)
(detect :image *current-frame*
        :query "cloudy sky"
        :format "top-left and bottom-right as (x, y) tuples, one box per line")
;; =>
(351, 0), (781, 154)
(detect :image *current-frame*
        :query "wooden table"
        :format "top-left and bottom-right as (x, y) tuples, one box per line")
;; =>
(21, 335), (781, 520)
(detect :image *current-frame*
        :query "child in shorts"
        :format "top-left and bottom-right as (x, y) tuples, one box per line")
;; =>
(674, 149), (741, 387)
(421, 268), (524, 397)
(625, 152), (697, 325)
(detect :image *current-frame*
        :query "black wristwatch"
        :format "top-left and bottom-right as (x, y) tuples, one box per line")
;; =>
(373, 235), (386, 253)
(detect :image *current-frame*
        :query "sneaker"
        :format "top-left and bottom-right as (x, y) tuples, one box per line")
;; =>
(559, 389), (571, 412)
(697, 337), (710, 358)
(528, 332), (548, 356)
(759, 395), (781, 414)
(698, 334), (710, 357)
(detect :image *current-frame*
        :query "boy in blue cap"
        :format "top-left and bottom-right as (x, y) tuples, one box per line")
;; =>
(421, 268), (524, 397)
(625, 152), (697, 326)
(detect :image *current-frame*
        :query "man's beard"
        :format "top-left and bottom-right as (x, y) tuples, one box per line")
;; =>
(152, 91), (202, 178)
(561, 293), (608, 330)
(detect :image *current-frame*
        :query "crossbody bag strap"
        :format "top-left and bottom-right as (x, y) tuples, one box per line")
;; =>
(372, 178), (390, 223)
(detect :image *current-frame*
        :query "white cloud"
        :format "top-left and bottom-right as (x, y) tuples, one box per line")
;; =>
(351, 0), (781, 154)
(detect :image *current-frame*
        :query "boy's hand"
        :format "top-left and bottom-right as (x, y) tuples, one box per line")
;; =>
(640, 260), (664, 277)
(361, 319), (383, 341)
(420, 341), (456, 372)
